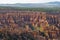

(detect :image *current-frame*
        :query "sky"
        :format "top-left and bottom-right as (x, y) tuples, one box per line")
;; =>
(0, 0), (60, 4)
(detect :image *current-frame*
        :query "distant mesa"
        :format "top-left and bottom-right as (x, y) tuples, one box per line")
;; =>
(0, 1), (60, 8)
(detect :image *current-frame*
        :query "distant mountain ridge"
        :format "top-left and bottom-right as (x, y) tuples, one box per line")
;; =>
(47, 1), (60, 4)
(0, 1), (60, 8)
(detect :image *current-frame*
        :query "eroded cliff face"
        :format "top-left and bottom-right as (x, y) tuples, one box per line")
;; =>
(0, 10), (60, 40)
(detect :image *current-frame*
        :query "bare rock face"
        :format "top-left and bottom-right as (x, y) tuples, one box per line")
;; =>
(0, 10), (60, 40)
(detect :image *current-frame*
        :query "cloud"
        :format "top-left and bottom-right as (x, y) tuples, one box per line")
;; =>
(0, 0), (60, 4)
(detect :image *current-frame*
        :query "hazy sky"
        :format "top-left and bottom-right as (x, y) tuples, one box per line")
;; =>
(0, 0), (60, 4)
